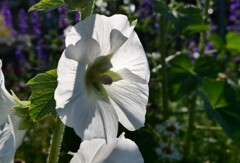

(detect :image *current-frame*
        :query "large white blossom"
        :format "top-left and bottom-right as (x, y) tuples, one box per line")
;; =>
(0, 60), (27, 163)
(70, 133), (144, 163)
(55, 14), (149, 142)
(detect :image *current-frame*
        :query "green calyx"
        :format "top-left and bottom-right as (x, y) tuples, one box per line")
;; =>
(85, 54), (122, 101)
(12, 91), (33, 129)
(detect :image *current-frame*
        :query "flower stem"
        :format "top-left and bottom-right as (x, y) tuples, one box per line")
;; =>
(184, 96), (196, 161)
(47, 117), (65, 163)
(159, 4), (169, 120)
(198, 0), (210, 55)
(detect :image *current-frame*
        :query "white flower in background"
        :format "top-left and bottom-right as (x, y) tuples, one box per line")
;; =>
(156, 142), (181, 162)
(95, 0), (110, 15)
(156, 119), (181, 137)
(55, 14), (149, 142)
(122, 0), (136, 14)
(70, 133), (144, 163)
(0, 60), (27, 163)
(147, 52), (160, 60)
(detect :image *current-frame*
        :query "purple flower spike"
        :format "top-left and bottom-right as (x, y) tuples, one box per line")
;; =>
(30, 11), (41, 36)
(139, 0), (153, 17)
(18, 9), (28, 35)
(74, 11), (81, 23)
(36, 39), (47, 67)
(58, 6), (68, 28)
(2, 7), (13, 27)
(15, 48), (24, 65)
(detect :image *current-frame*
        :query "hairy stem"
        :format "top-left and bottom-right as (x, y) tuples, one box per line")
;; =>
(47, 117), (65, 163)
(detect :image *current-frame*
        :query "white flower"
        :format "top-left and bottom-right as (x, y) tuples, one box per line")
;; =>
(0, 60), (16, 126)
(0, 116), (26, 163)
(95, 0), (110, 15)
(156, 119), (181, 137)
(70, 133), (144, 163)
(156, 142), (181, 162)
(0, 60), (27, 162)
(54, 14), (149, 142)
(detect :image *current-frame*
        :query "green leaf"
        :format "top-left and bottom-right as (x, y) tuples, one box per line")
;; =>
(29, 0), (65, 12)
(201, 91), (240, 140)
(202, 78), (228, 108)
(26, 69), (57, 121)
(209, 33), (225, 51)
(194, 56), (223, 78)
(65, 0), (94, 19)
(226, 31), (240, 55)
(184, 24), (210, 35)
(174, 4), (206, 36)
(169, 54), (193, 73)
(168, 54), (199, 101)
(153, 0), (176, 23)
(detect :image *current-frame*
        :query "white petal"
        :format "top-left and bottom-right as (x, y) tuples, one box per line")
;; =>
(70, 139), (106, 163)
(111, 30), (150, 83)
(65, 38), (100, 64)
(55, 39), (99, 125)
(56, 40), (118, 141)
(0, 60), (16, 125)
(100, 133), (144, 163)
(71, 133), (143, 163)
(65, 22), (92, 47)
(106, 80), (148, 131)
(54, 53), (83, 123)
(70, 94), (118, 142)
(10, 116), (27, 148)
(0, 116), (26, 163)
(109, 29), (128, 54)
(55, 37), (101, 113)
(116, 68), (147, 84)
(66, 14), (136, 55)
(70, 152), (85, 163)
(0, 123), (14, 157)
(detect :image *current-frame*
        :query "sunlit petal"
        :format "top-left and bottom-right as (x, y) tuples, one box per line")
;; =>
(70, 133), (143, 163)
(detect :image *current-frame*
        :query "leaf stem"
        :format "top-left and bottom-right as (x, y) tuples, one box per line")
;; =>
(47, 117), (65, 163)
(159, 3), (169, 120)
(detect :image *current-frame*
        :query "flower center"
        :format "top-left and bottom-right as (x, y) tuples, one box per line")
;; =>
(162, 146), (173, 154)
(85, 54), (122, 101)
(166, 124), (177, 132)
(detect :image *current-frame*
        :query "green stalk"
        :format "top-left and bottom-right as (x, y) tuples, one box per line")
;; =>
(183, 96), (196, 161)
(160, 9), (169, 120)
(183, 1), (211, 160)
(47, 117), (65, 163)
(198, 0), (210, 55)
